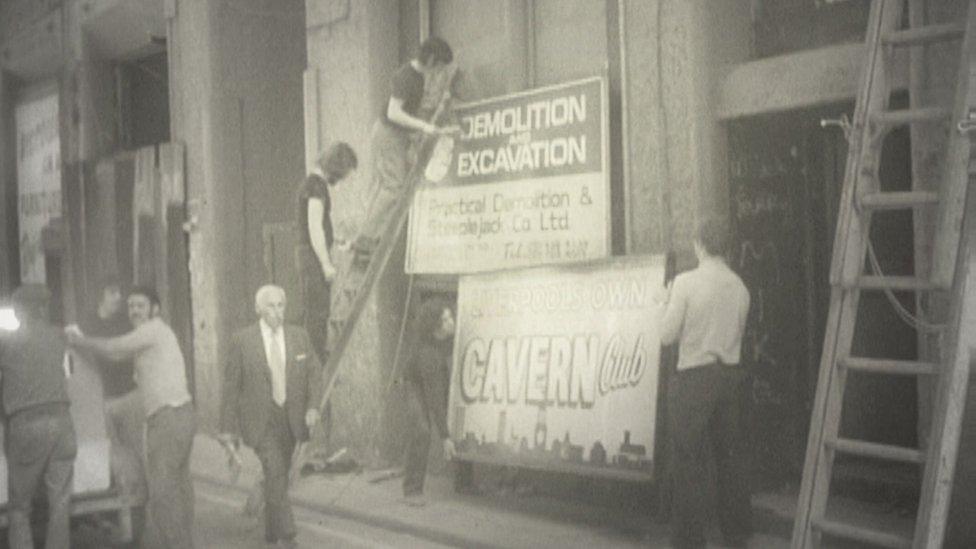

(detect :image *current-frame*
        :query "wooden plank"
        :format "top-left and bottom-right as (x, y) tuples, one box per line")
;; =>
(859, 190), (939, 210)
(826, 437), (924, 463)
(132, 147), (157, 288)
(813, 518), (912, 548)
(870, 107), (950, 126)
(840, 356), (938, 376)
(852, 275), (941, 291)
(883, 22), (965, 46)
(303, 68), (320, 176)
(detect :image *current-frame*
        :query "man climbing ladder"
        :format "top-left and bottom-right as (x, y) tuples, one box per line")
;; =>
(352, 36), (459, 264)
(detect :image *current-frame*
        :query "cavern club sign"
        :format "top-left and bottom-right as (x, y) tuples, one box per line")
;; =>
(448, 255), (664, 480)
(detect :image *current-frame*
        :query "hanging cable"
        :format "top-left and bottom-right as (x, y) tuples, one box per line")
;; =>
(865, 239), (946, 334)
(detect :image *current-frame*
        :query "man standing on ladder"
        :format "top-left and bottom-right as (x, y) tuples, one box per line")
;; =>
(659, 218), (752, 549)
(351, 36), (458, 264)
(297, 141), (358, 362)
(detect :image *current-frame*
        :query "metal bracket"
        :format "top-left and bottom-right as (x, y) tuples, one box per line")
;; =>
(821, 114), (853, 142)
(959, 108), (976, 134)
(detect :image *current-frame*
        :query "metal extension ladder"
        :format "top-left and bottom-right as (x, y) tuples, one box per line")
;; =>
(793, 1), (976, 547)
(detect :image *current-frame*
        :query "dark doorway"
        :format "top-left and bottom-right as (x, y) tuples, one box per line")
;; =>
(116, 52), (170, 151)
(726, 98), (920, 492)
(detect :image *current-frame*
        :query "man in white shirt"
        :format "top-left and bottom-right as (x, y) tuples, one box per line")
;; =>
(660, 218), (752, 549)
(219, 285), (323, 549)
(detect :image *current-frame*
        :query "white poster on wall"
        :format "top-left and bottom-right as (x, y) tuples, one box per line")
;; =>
(15, 90), (61, 284)
(448, 255), (665, 479)
(406, 77), (609, 274)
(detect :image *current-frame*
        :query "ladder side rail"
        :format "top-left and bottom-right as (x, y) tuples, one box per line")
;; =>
(914, 116), (976, 549)
(792, 288), (860, 548)
(915, 234), (976, 547)
(794, 2), (904, 546)
(829, 1), (902, 287)
(932, 2), (976, 288)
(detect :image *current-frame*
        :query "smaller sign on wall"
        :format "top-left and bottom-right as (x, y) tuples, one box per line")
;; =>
(449, 255), (665, 479)
(407, 77), (609, 274)
(15, 90), (61, 284)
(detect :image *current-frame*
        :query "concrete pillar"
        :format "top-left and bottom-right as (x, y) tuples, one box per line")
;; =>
(620, 0), (750, 262)
(0, 70), (16, 295)
(166, 0), (224, 427)
(306, 0), (402, 461)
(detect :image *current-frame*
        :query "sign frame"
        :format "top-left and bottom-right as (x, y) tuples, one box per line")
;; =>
(406, 75), (612, 275)
(447, 254), (665, 483)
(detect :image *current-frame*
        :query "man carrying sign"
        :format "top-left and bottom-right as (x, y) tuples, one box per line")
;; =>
(352, 36), (458, 263)
(659, 218), (752, 549)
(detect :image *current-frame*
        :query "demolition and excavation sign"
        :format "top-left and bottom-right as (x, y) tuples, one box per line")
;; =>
(406, 77), (609, 274)
(448, 255), (664, 480)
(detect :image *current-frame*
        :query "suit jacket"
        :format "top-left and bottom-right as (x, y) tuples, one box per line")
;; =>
(219, 323), (324, 448)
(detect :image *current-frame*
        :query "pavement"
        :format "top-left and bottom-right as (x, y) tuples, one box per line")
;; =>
(190, 434), (791, 548)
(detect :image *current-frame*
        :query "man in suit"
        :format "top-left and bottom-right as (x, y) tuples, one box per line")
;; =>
(219, 285), (323, 549)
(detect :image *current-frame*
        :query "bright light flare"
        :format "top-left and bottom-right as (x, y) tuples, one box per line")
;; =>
(0, 307), (20, 331)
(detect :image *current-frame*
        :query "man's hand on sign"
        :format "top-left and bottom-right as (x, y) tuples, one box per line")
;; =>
(434, 124), (461, 136)
(653, 281), (673, 307)
(322, 262), (337, 282)
(64, 324), (84, 344)
(305, 409), (320, 429)
(333, 239), (351, 253)
(442, 438), (456, 460)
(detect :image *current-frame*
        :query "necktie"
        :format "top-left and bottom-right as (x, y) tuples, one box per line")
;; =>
(269, 331), (286, 406)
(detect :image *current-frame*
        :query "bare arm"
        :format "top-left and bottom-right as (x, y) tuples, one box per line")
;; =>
(70, 326), (151, 363)
(386, 96), (437, 134)
(659, 278), (686, 346)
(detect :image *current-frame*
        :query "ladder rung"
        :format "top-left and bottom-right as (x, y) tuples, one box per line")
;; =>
(812, 518), (912, 548)
(859, 191), (940, 210)
(870, 107), (950, 127)
(840, 357), (938, 376)
(826, 437), (924, 463)
(882, 22), (966, 46)
(849, 275), (939, 291)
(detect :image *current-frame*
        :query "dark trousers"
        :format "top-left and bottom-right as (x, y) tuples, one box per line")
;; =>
(297, 245), (333, 448)
(361, 121), (410, 244)
(5, 404), (76, 549)
(667, 364), (752, 549)
(146, 402), (196, 549)
(255, 404), (297, 544)
(297, 245), (332, 362)
(403, 381), (432, 496)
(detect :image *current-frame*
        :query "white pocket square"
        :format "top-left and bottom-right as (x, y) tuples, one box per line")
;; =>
(295, 354), (307, 361)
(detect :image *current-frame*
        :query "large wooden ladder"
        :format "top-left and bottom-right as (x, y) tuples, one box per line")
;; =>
(793, 1), (976, 547)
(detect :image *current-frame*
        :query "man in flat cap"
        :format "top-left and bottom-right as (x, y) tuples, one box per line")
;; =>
(0, 284), (77, 549)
